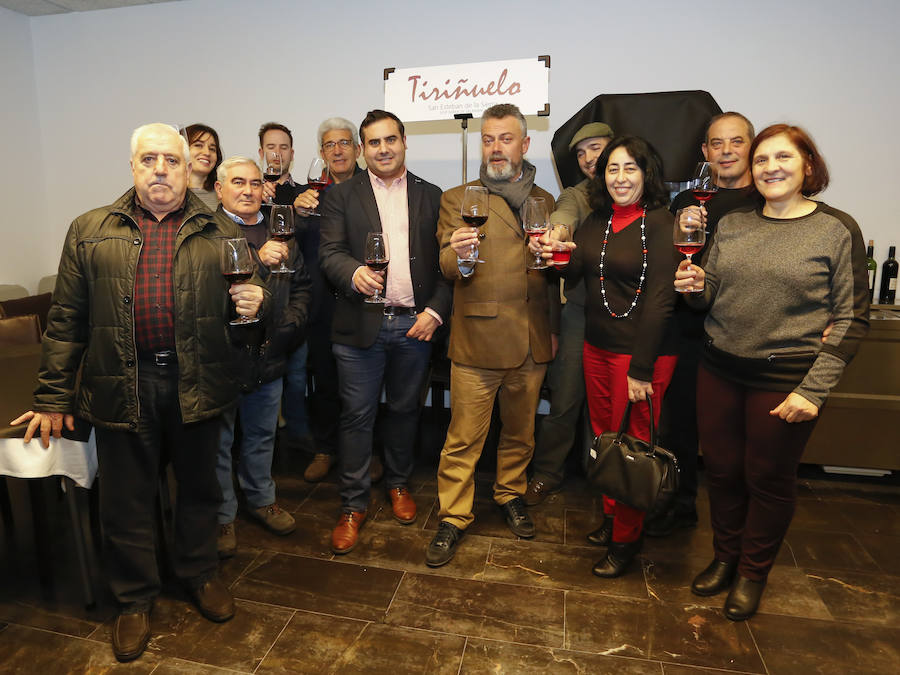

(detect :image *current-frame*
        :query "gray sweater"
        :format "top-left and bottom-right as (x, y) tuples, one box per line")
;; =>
(689, 202), (870, 407)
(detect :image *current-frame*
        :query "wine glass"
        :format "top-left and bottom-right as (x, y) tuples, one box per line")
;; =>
(690, 161), (718, 205)
(549, 223), (572, 267)
(298, 157), (328, 217)
(522, 196), (549, 270)
(269, 205), (295, 274)
(364, 232), (389, 304)
(221, 238), (260, 325)
(263, 151), (282, 205)
(459, 185), (488, 264)
(674, 211), (706, 293)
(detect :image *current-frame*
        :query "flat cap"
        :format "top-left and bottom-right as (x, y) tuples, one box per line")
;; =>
(568, 122), (614, 151)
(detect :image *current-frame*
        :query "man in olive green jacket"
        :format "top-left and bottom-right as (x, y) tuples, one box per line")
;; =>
(13, 124), (266, 663)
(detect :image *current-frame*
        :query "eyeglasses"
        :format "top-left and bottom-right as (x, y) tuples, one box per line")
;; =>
(322, 139), (354, 151)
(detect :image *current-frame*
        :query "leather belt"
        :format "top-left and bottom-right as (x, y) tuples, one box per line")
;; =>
(383, 306), (417, 317)
(139, 350), (178, 367)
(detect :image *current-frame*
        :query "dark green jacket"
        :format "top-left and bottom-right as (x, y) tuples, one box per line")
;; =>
(33, 189), (267, 430)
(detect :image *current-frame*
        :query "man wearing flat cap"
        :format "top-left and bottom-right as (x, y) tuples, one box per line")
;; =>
(524, 122), (614, 505)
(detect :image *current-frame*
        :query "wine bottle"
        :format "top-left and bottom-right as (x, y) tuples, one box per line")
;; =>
(879, 245), (898, 304)
(866, 240), (877, 302)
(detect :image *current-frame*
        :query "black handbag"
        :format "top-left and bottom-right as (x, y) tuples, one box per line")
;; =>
(584, 395), (679, 515)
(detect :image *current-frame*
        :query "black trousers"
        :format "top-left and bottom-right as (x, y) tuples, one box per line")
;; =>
(697, 365), (818, 580)
(307, 318), (341, 455)
(658, 336), (701, 513)
(95, 364), (223, 611)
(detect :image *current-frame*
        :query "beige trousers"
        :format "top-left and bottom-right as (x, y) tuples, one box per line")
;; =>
(436, 354), (547, 530)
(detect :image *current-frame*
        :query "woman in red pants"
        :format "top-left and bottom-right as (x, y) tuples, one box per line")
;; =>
(556, 136), (679, 577)
(675, 124), (869, 619)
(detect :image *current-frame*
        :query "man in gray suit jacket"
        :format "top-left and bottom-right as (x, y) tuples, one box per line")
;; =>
(319, 110), (450, 555)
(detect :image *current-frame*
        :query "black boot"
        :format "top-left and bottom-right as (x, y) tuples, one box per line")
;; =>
(586, 515), (613, 546)
(592, 539), (641, 578)
(691, 559), (737, 597)
(724, 576), (766, 621)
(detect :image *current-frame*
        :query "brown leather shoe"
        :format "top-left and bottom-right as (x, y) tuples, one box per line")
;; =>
(388, 487), (417, 524)
(190, 577), (235, 623)
(304, 453), (332, 482)
(523, 478), (561, 506)
(331, 511), (367, 554)
(112, 611), (150, 662)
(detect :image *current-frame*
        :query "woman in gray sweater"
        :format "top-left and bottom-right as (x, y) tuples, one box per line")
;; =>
(674, 124), (869, 620)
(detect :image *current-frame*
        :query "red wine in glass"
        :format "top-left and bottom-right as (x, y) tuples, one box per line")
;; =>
(223, 271), (252, 284)
(269, 205), (295, 274)
(270, 233), (293, 243)
(551, 249), (571, 265)
(309, 179), (329, 192)
(691, 188), (717, 204)
(676, 243), (704, 257)
(220, 238), (260, 325)
(264, 171), (280, 183)
(364, 232), (389, 303)
(462, 214), (488, 227)
(460, 186), (489, 264)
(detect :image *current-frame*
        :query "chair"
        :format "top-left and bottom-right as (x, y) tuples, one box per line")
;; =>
(0, 313), (41, 345)
(37, 275), (57, 297)
(0, 284), (28, 301)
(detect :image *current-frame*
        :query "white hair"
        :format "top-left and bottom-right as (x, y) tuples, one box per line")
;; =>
(216, 155), (262, 184)
(130, 123), (190, 164)
(317, 117), (359, 147)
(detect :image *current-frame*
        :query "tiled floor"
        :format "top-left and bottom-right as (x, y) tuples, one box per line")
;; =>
(1, 446), (899, 674)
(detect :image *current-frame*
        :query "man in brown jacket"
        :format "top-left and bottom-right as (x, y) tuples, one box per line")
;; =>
(426, 104), (557, 567)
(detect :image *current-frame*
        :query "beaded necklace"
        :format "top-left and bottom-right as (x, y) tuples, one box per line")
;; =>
(598, 207), (647, 319)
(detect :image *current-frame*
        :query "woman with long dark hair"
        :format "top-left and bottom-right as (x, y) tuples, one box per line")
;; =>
(557, 136), (679, 577)
(675, 124), (869, 619)
(183, 123), (222, 210)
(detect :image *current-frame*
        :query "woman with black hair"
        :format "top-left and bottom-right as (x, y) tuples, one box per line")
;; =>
(183, 123), (223, 211)
(557, 136), (679, 577)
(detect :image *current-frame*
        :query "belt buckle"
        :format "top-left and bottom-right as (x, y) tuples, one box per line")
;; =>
(154, 350), (175, 366)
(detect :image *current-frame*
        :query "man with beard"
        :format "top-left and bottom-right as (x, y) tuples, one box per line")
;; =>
(426, 104), (557, 567)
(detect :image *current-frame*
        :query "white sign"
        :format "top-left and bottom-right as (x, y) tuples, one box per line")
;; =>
(384, 57), (550, 123)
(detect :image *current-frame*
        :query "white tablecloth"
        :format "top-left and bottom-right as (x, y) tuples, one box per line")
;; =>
(0, 429), (97, 488)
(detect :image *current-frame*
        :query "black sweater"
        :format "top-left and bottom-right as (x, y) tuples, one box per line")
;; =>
(566, 206), (679, 381)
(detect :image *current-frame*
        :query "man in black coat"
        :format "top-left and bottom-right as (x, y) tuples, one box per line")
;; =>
(319, 110), (450, 555)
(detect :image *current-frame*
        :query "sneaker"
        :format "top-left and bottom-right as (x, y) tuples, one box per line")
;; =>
(426, 522), (464, 567)
(217, 522), (237, 559)
(250, 503), (296, 535)
(304, 453), (333, 482)
(523, 478), (561, 506)
(501, 496), (535, 538)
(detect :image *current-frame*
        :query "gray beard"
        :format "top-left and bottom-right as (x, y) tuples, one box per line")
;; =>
(484, 159), (520, 181)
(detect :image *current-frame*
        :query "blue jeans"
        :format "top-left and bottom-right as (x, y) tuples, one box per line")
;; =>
(332, 313), (431, 512)
(283, 341), (310, 441)
(217, 377), (282, 523)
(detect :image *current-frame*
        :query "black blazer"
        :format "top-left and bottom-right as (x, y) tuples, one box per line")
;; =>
(319, 169), (450, 349)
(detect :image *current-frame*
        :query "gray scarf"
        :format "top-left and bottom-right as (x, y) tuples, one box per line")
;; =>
(479, 160), (537, 213)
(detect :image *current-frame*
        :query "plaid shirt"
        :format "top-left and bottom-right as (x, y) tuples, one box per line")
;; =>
(132, 199), (184, 354)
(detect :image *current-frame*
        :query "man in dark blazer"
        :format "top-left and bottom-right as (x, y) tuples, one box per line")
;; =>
(319, 110), (450, 555)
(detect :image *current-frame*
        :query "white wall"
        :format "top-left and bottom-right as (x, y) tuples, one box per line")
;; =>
(0, 5), (48, 293)
(4, 0), (900, 292)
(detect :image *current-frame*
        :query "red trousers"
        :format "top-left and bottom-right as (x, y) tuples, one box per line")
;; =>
(583, 343), (678, 543)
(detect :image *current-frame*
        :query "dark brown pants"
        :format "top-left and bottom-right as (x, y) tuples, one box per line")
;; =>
(697, 365), (818, 581)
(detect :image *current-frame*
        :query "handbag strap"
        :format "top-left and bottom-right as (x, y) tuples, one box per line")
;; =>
(616, 394), (658, 455)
